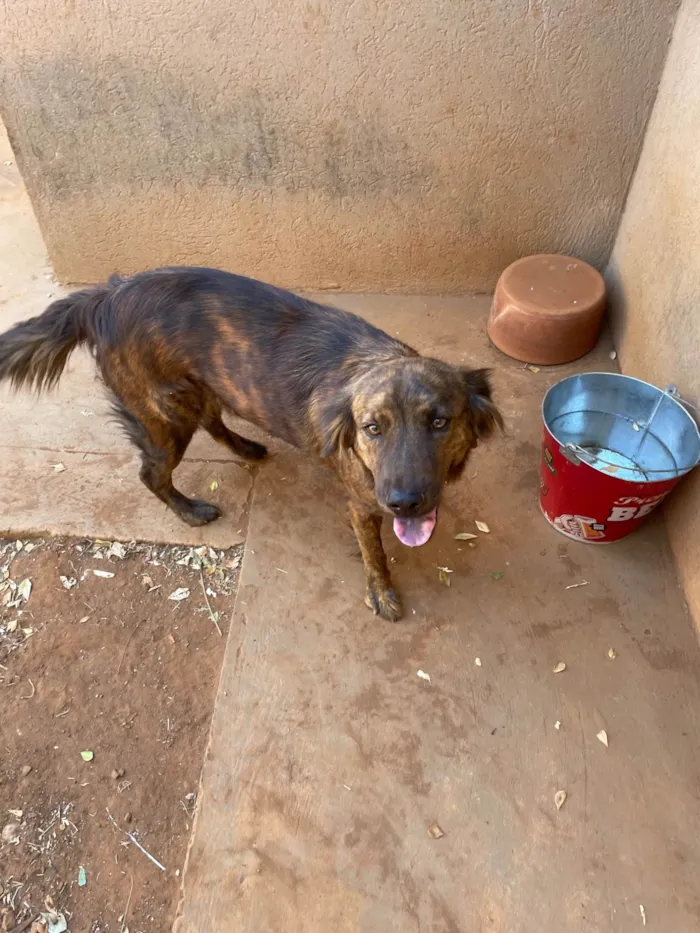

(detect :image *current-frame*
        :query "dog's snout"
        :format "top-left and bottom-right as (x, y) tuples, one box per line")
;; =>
(387, 490), (424, 516)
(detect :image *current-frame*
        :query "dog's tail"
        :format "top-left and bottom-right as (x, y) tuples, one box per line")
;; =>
(0, 283), (114, 392)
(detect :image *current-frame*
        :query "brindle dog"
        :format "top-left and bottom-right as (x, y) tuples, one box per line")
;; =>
(0, 268), (502, 620)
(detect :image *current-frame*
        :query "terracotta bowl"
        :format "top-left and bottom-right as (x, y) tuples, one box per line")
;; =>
(487, 254), (606, 365)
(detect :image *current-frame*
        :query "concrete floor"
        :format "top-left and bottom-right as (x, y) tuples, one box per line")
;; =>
(3, 127), (700, 932)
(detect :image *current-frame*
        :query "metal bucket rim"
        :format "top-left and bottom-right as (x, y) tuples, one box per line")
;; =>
(541, 371), (700, 483)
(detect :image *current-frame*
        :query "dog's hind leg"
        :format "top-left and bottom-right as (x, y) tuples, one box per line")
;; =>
(201, 400), (267, 462)
(111, 389), (222, 527)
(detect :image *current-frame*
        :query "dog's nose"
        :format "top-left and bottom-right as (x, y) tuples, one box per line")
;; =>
(387, 490), (423, 516)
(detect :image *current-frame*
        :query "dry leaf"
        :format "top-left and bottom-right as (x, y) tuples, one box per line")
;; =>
(554, 790), (567, 810)
(438, 568), (452, 587)
(108, 542), (127, 559)
(639, 904), (646, 926)
(596, 729), (609, 748)
(92, 569), (115, 579)
(17, 579), (32, 602)
(1, 822), (21, 844)
(475, 657), (482, 667)
(60, 576), (77, 590)
(168, 587), (190, 602)
(417, 670), (431, 683)
(553, 661), (566, 674)
(554, 720), (561, 730)
(427, 822), (445, 839)
(475, 521), (490, 533)
(608, 648), (617, 659)
(610, 350), (617, 360)
(52, 462), (66, 473)
(526, 364), (540, 373)
(454, 532), (478, 541)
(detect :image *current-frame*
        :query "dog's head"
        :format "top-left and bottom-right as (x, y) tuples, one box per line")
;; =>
(315, 358), (503, 546)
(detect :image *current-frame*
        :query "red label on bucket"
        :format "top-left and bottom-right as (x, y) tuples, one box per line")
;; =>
(539, 426), (675, 543)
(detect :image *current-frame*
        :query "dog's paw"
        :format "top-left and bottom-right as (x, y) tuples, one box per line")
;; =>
(365, 581), (403, 622)
(180, 499), (223, 527)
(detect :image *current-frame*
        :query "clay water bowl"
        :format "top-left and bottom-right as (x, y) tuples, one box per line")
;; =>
(488, 254), (606, 365)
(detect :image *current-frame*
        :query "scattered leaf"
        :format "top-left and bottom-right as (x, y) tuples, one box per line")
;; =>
(553, 661), (566, 674)
(608, 648), (617, 659)
(632, 422), (641, 432)
(554, 790), (567, 810)
(554, 720), (561, 730)
(7, 619), (18, 633)
(210, 480), (219, 491)
(43, 913), (68, 933)
(168, 587), (190, 602)
(1, 822), (21, 844)
(141, 575), (155, 589)
(108, 541), (127, 559)
(60, 576), (77, 590)
(454, 532), (478, 541)
(596, 729), (609, 748)
(52, 462), (66, 473)
(527, 364), (540, 373)
(475, 520), (490, 533)
(610, 350), (617, 360)
(417, 670), (431, 683)
(80, 750), (94, 762)
(17, 578), (32, 602)
(475, 657), (482, 667)
(438, 569), (452, 587)
(78, 866), (87, 887)
(639, 904), (646, 927)
(92, 569), (115, 579)
(490, 571), (505, 580)
(8, 809), (23, 819)
(427, 822), (445, 839)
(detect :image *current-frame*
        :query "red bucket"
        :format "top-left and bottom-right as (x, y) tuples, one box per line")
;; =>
(540, 373), (700, 543)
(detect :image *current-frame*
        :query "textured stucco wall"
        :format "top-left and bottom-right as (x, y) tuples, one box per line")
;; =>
(0, 0), (679, 289)
(607, 0), (700, 626)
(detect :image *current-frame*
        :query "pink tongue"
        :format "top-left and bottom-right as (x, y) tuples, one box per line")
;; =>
(393, 508), (438, 547)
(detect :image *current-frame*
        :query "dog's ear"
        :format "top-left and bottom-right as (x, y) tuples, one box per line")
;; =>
(313, 387), (356, 458)
(461, 368), (504, 438)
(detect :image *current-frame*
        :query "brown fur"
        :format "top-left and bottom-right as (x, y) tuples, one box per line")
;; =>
(0, 267), (502, 620)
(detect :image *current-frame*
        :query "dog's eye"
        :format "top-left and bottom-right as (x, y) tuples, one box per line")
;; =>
(432, 417), (449, 430)
(364, 423), (381, 437)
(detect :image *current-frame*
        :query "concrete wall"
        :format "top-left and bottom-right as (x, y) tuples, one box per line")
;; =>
(0, 0), (678, 290)
(607, 0), (700, 625)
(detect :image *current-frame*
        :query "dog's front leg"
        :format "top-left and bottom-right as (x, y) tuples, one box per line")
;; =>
(349, 502), (402, 622)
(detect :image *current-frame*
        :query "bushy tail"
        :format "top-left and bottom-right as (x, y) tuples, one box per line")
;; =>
(0, 284), (111, 392)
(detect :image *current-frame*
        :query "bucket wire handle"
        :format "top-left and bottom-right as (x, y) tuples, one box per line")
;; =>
(558, 382), (700, 476)
(631, 384), (673, 461)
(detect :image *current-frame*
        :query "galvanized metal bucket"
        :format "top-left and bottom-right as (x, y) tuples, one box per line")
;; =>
(540, 373), (700, 543)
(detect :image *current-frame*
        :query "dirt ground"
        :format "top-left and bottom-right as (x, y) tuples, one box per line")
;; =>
(0, 536), (241, 933)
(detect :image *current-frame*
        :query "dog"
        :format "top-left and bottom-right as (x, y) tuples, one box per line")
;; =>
(0, 267), (502, 620)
